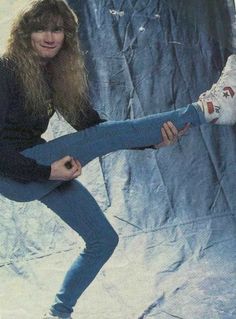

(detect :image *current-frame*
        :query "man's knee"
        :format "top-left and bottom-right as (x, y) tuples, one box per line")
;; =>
(85, 227), (119, 258)
(108, 229), (119, 251)
(96, 228), (119, 259)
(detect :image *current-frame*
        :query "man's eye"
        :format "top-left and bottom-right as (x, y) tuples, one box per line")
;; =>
(53, 27), (64, 33)
(35, 29), (45, 33)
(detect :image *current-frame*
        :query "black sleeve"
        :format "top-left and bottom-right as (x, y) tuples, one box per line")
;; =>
(0, 147), (51, 182)
(0, 59), (51, 182)
(69, 105), (106, 131)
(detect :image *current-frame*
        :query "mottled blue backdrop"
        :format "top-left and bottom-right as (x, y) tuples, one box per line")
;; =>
(66, 1), (236, 318)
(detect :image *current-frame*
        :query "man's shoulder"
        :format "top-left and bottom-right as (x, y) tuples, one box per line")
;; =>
(0, 56), (16, 72)
(0, 57), (17, 82)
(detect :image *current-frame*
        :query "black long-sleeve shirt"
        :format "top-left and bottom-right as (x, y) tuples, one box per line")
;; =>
(0, 58), (104, 182)
(0, 58), (155, 183)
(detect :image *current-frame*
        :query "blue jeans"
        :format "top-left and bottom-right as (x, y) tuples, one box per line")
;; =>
(0, 103), (204, 203)
(40, 181), (119, 317)
(2, 103), (205, 317)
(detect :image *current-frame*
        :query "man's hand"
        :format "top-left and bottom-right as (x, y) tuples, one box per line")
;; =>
(153, 121), (190, 149)
(49, 155), (82, 181)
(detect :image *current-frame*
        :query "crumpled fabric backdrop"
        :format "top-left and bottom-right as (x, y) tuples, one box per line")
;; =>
(0, 1), (236, 318)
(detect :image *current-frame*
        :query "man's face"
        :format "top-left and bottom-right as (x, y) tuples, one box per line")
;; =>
(31, 20), (65, 61)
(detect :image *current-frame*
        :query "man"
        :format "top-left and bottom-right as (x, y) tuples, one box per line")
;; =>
(0, 0), (235, 318)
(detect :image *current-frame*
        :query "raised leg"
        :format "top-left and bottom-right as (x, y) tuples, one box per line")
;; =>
(0, 103), (203, 201)
(24, 103), (203, 167)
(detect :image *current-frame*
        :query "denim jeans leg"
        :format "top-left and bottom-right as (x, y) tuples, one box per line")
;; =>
(39, 180), (119, 317)
(0, 103), (204, 202)
(26, 103), (204, 167)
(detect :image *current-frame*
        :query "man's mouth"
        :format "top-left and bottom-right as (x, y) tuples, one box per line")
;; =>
(41, 45), (56, 49)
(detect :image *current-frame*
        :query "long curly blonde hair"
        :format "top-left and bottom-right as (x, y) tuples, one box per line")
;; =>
(4, 0), (89, 125)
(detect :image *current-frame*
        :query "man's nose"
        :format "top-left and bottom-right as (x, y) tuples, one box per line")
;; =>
(44, 31), (54, 43)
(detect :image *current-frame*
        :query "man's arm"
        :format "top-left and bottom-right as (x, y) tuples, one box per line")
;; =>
(0, 58), (51, 182)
